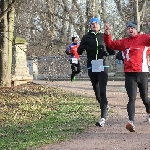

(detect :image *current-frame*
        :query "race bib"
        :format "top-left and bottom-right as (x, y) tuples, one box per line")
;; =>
(91, 59), (104, 72)
(71, 58), (78, 64)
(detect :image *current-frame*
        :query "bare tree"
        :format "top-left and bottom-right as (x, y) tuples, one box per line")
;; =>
(114, 0), (149, 31)
(1, 0), (150, 86)
(13, 0), (150, 57)
(0, 0), (16, 87)
(85, 0), (99, 33)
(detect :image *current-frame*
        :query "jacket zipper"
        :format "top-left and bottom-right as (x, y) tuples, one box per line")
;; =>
(96, 36), (98, 60)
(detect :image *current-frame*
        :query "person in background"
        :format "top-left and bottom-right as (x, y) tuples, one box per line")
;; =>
(104, 21), (150, 132)
(77, 17), (115, 127)
(66, 37), (81, 81)
(116, 51), (124, 63)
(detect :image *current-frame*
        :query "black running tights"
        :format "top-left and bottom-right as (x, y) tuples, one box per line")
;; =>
(125, 72), (150, 121)
(88, 69), (108, 119)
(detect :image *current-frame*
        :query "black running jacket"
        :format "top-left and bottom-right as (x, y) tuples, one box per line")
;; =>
(77, 30), (115, 68)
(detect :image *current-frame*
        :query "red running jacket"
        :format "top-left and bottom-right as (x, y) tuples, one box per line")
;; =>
(70, 44), (80, 60)
(104, 34), (150, 72)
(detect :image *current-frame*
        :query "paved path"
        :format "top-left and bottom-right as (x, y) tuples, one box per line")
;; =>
(33, 80), (150, 150)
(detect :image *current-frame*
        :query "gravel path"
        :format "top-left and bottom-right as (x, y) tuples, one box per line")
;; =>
(34, 80), (150, 150)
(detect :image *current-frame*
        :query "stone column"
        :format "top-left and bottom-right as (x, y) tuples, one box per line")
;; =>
(27, 56), (38, 80)
(11, 38), (33, 86)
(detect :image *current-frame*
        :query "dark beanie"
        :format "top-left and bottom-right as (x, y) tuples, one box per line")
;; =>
(72, 37), (77, 42)
(127, 22), (137, 30)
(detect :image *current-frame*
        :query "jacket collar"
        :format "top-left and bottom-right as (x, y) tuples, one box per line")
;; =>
(88, 30), (101, 35)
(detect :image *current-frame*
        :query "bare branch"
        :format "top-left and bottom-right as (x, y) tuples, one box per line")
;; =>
(0, 0), (16, 21)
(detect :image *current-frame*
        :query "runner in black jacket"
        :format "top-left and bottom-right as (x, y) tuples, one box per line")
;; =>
(77, 17), (115, 127)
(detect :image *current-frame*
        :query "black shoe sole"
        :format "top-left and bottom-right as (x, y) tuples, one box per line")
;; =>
(95, 122), (104, 127)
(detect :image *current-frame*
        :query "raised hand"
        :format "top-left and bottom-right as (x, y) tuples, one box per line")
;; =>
(104, 24), (110, 35)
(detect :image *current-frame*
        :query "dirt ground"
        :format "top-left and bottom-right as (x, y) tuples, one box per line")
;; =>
(34, 80), (150, 150)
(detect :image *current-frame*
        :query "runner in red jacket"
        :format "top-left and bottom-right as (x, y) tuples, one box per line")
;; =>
(104, 21), (150, 132)
(66, 37), (81, 81)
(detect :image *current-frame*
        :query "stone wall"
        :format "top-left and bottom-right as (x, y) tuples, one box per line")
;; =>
(29, 55), (117, 80)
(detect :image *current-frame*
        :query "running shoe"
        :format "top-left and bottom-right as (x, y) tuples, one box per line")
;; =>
(95, 118), (105, 127)
(146, 114), (150, 124)
(126, 120), (135, 132)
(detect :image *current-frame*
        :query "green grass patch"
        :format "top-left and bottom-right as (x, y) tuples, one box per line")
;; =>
(0, 82), (99, 150)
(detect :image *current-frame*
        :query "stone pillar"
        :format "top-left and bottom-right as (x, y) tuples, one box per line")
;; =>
(27, 56), (38, 80)
(11, 38), (33, 86)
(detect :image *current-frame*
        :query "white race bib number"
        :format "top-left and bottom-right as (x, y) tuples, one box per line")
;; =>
(71, 58), (78, 64)
(91, 59), (104, 72)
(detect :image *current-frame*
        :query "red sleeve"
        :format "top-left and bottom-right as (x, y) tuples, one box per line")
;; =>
(71, 45), (80, 59)
(104, 34), (124, 51)
(148, 47), (150, 54)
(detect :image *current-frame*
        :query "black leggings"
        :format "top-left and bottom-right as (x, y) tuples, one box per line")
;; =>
(71, 61), (81, 80)
(88, 68), (108, 119)
(125, 72), (150, 121)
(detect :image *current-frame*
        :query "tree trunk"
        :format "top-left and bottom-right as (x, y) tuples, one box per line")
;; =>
(8, 0), (15, 86)
(135, 0), (140, 31)
(85, 0), (98, 33)
(101, 0), (106, 25)
(0, 0), (11, 86)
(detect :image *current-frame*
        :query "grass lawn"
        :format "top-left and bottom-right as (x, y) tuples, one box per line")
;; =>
(0, 82), (100, 150)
